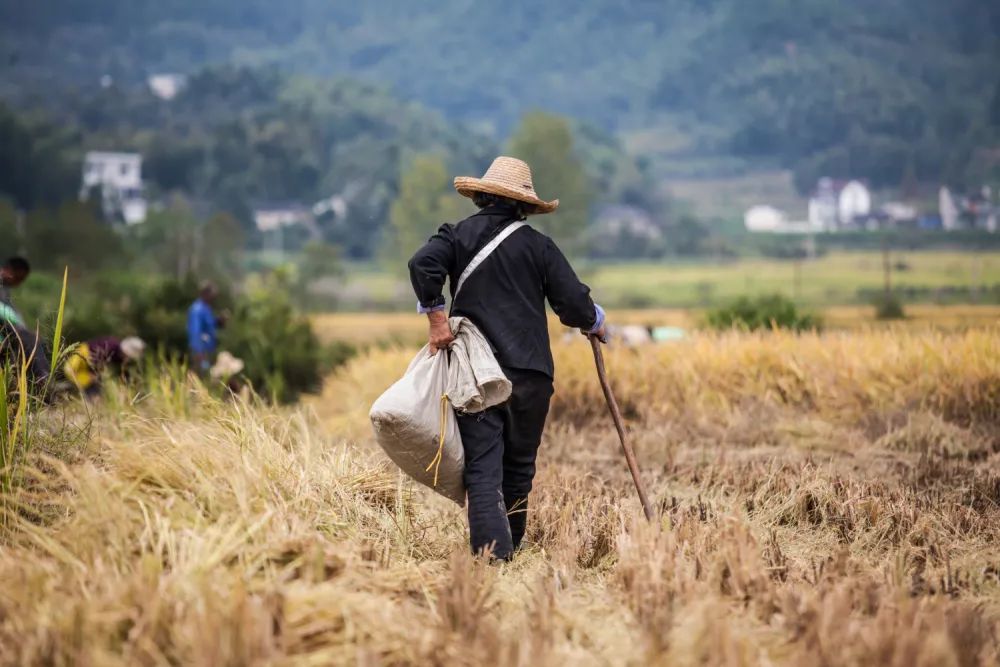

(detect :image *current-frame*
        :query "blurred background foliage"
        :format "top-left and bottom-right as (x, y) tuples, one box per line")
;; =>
(0, 0), (998, 398)
(1, 0), (997, 190)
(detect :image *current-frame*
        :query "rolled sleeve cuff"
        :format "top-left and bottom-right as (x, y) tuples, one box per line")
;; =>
(586, 304), (606, 334)
(417, 300), (447, 314)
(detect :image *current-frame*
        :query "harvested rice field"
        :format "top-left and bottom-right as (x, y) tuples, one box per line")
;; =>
(2, 326), (999, 665)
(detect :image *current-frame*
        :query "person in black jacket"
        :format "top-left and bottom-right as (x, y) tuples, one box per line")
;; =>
(408, 156), (606, 560)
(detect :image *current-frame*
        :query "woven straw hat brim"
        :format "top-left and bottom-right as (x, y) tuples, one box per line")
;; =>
(453, 177), (559, 214)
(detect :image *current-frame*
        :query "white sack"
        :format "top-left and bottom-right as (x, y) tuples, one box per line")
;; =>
(369, 345), (465, 504)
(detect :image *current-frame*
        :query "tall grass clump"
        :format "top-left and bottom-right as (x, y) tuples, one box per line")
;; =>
(0, 268), (71, 523)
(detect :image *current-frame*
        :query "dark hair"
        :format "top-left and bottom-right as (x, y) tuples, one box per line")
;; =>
(4, 256), (30, 276)
(471, 191), (538, 220)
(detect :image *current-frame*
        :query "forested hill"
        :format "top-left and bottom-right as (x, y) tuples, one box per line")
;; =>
(1, 1), (999, 188)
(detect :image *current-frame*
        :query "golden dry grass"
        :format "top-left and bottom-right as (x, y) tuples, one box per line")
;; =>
(2, 327), (1000, 665)
(312, 304), (1000, 347)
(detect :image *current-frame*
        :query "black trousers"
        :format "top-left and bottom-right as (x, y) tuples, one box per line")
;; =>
(457, 367), (554, 560)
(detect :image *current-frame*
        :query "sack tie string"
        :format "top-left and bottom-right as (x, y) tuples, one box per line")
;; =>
(425, 393), (448, 487)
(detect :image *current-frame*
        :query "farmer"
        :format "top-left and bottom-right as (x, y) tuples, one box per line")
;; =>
(187, 281), (221, 374)
(408, 156), (607, 560)
(0, 256), (50, 384)
(0, 256), (31, 329)
(64, 335), (146, 398)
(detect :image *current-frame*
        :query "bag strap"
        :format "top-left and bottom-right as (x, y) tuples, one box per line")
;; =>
(453, 221), (527, 299)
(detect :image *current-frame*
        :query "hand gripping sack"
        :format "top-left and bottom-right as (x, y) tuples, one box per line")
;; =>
(369, 346), (464, 504)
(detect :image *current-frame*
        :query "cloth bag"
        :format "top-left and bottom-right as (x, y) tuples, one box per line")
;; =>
(370, 222), (525, 505)
(369, 318), (512, 505)
(370, 344), (465, 504)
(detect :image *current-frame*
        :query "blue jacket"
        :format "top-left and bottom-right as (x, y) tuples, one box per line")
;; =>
(187, 298), (217, 354)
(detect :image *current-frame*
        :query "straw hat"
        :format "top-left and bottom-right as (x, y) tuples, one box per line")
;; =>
(454, 156), (559, 214)
(210, 351), (245, 380)
(119, 336), (146, 362)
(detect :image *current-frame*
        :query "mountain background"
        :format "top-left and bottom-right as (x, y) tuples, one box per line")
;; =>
(1, 0), (999, 257)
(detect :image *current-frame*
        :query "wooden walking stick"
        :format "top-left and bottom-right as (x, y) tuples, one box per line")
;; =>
(589, 335), (655, 521)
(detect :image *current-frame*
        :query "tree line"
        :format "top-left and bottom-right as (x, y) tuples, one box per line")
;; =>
(2, 0), (997, 191)
(1, 65), (700, 267)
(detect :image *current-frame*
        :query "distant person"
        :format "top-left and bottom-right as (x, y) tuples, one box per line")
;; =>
(64, 336), (146, 398)
(0, 256), (31, 328)
(0, 256), (49, 383)
(187, 281), (222, 373)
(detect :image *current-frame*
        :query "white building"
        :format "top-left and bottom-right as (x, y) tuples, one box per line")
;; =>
(744, 205), (787, 232)
(939, 187), (959, 230)
(807, 178), (838, 231)
(880, 202), (917, 224)
(80, 151), (147, 224)
(147, 74), (187, 101)
(253, 203), (314, 232)
(838, 180), (871, 225)
(594, 205), (662, 240)
(808, 178), (871, 231)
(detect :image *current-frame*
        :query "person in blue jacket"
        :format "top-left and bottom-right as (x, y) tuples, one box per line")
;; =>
(187, 281), (220, 373)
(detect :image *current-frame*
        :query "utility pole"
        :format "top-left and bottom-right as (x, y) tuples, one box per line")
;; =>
(793, 258), (802, 301)
(881, 231), (892, 300)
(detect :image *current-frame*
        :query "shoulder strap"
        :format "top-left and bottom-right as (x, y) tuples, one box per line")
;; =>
(453, 221), (527, 299)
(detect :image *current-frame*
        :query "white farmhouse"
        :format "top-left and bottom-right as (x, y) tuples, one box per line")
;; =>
(807, 178), (838, 231)
(744, 205), (787, 232)
(147, 74), (187, 101)
(838, 180), (871, 225)
(80, 151), (147, 224)
(808, 178), (871, 231)
(253, 203), (314, 232)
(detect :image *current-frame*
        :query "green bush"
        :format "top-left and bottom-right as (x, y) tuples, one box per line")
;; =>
(55, 270), (342, 403)
(62, 274), (228, 356)
(705, 294), (821, 332)
(873, 294), (906, 320)
(220, 275), (326, 402)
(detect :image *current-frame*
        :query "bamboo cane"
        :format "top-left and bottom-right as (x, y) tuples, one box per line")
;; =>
(589, 335), (655, 521)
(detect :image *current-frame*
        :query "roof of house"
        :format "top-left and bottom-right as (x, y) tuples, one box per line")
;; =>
(252, 201), (312, 214)
(84, 151), (142, 162)
(812, 178), (869, 198)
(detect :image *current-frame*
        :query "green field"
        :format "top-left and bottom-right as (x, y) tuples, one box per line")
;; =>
(583, 251), (1000, 308)
(336, 252), (1000, 311)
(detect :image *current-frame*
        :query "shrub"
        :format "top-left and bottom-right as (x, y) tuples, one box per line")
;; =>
(220, 273), (328, 403)
(58, 270), (340, 403)
(705, 294), (821, 332)
(874, 294), (906, 320)
(62, 274), (231, 356)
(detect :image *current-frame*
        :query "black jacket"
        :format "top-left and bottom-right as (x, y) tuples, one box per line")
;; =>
(408, 206), (597, 377)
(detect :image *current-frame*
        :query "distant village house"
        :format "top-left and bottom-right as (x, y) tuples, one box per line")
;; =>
(746, 178), (880, 234)
(744, 205), (788, 233)
(252, 203), (313, 232)
(593, 205), (661, 240)
(252, 202), (325, 243)
(941, 186), (997, 232)
(147, 74), (187, 101)
(590, 204), (663, 256)
(80, 151), (148, 225)
(808, 178), (871, 231)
